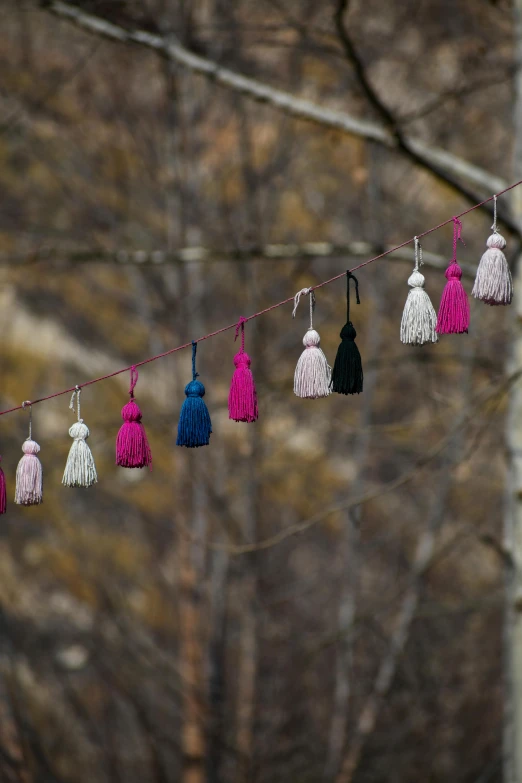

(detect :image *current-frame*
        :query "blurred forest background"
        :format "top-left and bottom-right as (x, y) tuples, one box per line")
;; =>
(0, 1), (520, 782)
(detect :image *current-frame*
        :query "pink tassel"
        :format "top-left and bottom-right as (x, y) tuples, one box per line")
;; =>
(116, 367), (152, 470)
(436, 218), (470, 335)
(228, 317), (258, 423)
(0, 458), (7, 514)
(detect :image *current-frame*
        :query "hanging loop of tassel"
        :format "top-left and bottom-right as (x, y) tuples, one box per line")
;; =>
(414, 235), (422, 272)
(293, 286), (331, 399)
(0, 456), (6, 515)
(15, 401), (43, 506)
(400, 237), (438, 346)
(330, 270), (363, 394)
(436, 217), (470, 334)
(129, 365), (139, 397)
(63, 385), (98, 488)
(452, 216), (465, 258)
(292, 287), (314, 320)
(472, 194), (513, 306)
(70, 385), (82, 421)
(116, 366), (152, 469)
(23, 400), (33, 440)
(177, 341), (212, 447)
(234, 315), (247, 351)
(229, 317), (258, 423)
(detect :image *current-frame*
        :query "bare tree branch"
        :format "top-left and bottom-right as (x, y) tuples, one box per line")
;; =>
(198, 366), (522, 555)
(332, 0), (516, 225)
(42, 0), (513, 215)
(1, 242), (478, 277)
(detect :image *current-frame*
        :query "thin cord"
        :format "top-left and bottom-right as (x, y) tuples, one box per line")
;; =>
(451, 217), (464, 262)
(346, 272), (360, 323)
(234, 317), (246, 352)
(0, 179), (521, 419)
(413, 236), (421, 272)
(309, 290), (316, 329)
(22, 402), (32, 439)
(69, 385), (81, 421)
(192, 341), (199, 381)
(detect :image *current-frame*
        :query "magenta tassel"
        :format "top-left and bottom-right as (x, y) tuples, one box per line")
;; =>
(229, 351), (258, 423)
(0, 459), (6, 514)
(436, 217), (470, 335)
(436, 261), (470, 334)
(116, 367), (152, 470)
(228, 317), (258, 423)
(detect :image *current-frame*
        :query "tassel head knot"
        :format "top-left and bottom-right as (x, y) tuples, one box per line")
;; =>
(121, 399), (142, 423)
(233, 351), (251, 369)
(185, 379), (205, 398)
(408, 271), (425, 288)
(340, 322), (357, 341)
(487, 232), (506, 250)
(22, 439), (40, 455)
(69, 421), (89, 440)
(445, 261), (462, 281)
(303, 329), (321, 348)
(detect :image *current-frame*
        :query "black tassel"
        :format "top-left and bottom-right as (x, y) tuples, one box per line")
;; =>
(331, 272), (363, 395)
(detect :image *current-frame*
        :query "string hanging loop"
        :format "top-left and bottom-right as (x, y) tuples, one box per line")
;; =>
(293, 286), (331, 399)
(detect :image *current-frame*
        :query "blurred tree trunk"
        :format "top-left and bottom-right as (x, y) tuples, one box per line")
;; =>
(164, 60), (208, 783)
(505, 4), (522, 781)
(324, 145), (386, 780)
(0, 671), (30, 783)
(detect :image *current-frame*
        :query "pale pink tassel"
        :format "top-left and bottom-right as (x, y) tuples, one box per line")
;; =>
(292, 288), (331, 399)
(15, 439), (42, 506)
(294, 329), (331, 398)
(472, 232), (512, 306)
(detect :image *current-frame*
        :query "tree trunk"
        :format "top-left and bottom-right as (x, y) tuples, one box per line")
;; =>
(505, 4), (522, 782)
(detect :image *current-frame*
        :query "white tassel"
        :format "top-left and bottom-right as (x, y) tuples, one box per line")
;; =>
(400, 271), (438, 346)
(472, 232), (512, 305)
(294, 329), (331, 398)
(63, 420), (97, 488)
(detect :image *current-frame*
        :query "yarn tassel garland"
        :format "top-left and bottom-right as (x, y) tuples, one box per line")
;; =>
(400, 237), (438, 346)
(116, 367), (152, 469)
(228, 316), (258, 423)
(472, 196), (512, 305)
(292, 288), (331, 399)
(331, 271), (363, 394)
(63, 387), (97, 488)
(436, 217), (470, 335)
(177, 341), (212, 447)
(15, 403), (42, 506)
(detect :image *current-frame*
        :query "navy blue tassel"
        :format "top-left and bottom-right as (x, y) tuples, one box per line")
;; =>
(176, 342), (212, 448)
